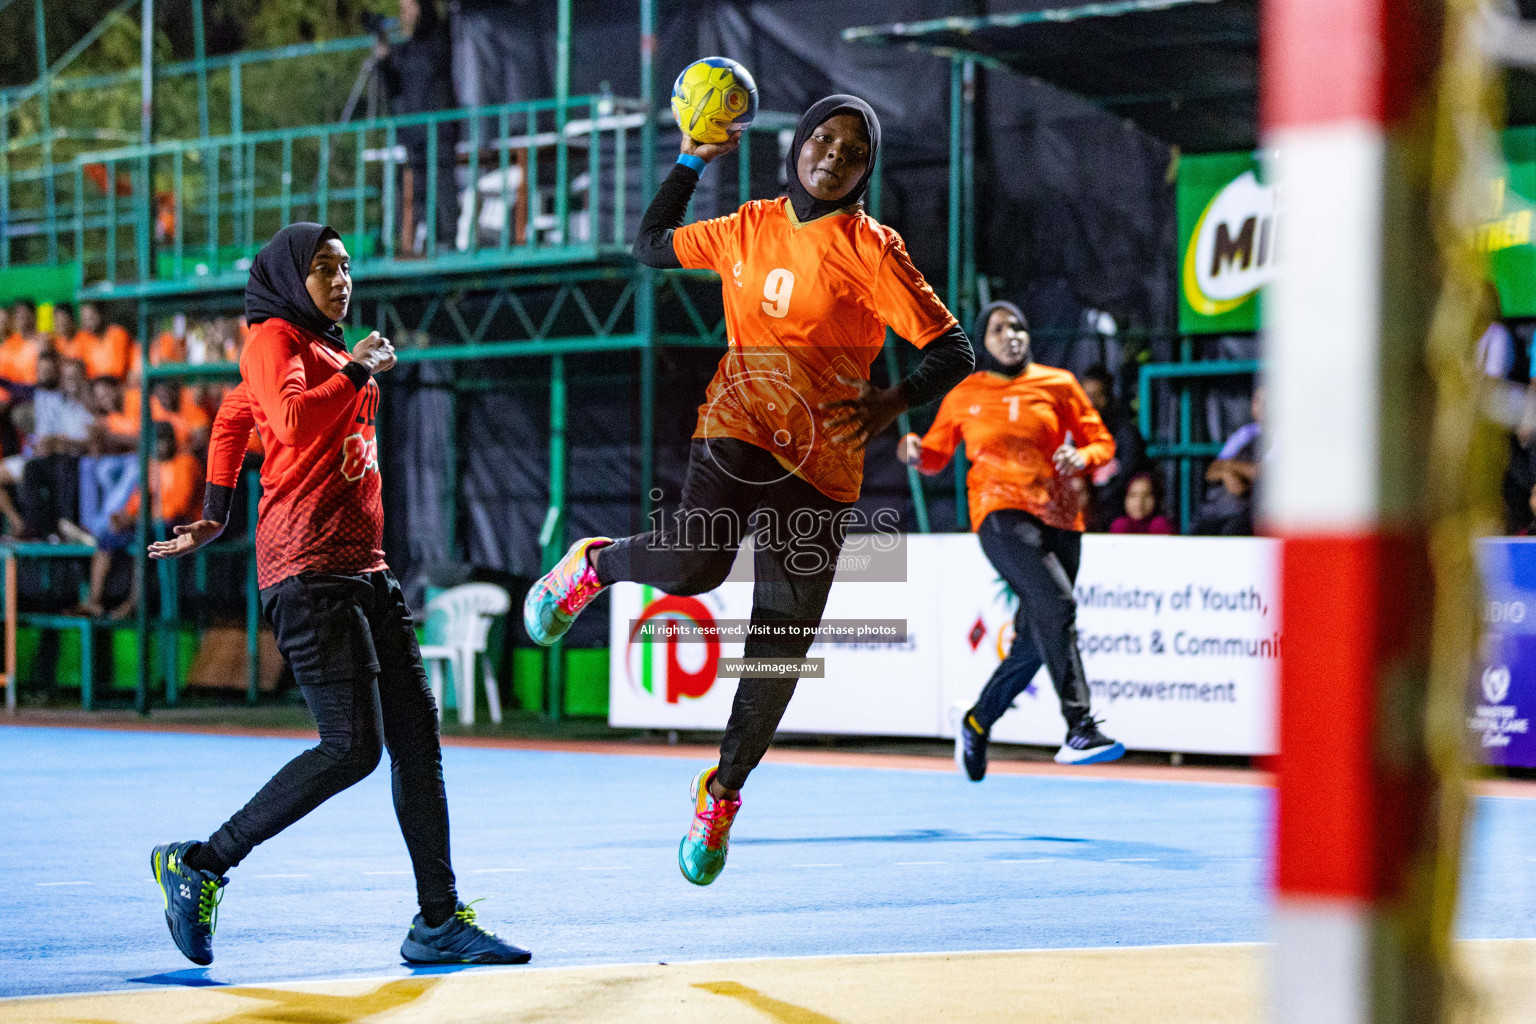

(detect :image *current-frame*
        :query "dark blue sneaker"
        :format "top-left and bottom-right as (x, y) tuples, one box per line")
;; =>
(150, 841), (227, 965)
(1055, 716), (1126, 765)
(952, 706), (989, 782)
(401, 901), (531, 965)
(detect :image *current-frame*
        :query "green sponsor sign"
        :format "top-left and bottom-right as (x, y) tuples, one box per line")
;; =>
(1487, 128), (1536, 317)
(1178, 132), (1536, 334)
(1177, 152), (1270, 335)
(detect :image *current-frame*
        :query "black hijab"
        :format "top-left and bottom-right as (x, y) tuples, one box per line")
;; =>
(972, 300), (1030, 378)
(245, 222), (346, 349)
(786, 95), (881, 223)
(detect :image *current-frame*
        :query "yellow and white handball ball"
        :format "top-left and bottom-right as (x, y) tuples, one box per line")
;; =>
(670, 57), (759, 145)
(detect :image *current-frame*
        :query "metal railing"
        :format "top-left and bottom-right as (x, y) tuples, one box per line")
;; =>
(52, 99), (801, 297)
(1138, 355), (1261, 533)
(2, 31), (400, 271)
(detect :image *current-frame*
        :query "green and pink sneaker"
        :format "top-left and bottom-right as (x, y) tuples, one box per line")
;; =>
(678, 766), (742, 886)
(523, 537), (612, 646)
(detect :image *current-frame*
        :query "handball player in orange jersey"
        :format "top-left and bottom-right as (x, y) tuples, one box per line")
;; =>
(899, 300), (1125, 780)
(143, 223), (529, 968)
(525, 95), (974, 885)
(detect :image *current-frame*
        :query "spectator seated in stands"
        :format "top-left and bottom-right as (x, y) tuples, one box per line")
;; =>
(1194, 384), (1265, 537)
(1110, 471), (1172, 535)
(151, 313), (188, 367)
(1516, 483), (1536, 537)
(50, 305), (77, 362)
(19, 353), (94, 541)
(150, 377), (212, 452)
(1080, 364), (1146, 532)
(80, 422), (203, 619)
(72, 303), (133, 381)
(0, 399), (29, 537)
(0, 301), (41, 386)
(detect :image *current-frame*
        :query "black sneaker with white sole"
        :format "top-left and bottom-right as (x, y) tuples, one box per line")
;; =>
(952, 706), (989, 782)
(1055, 716), (1125, 765)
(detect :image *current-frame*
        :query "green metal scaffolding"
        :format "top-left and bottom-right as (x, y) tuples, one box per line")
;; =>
(0, 0), (905, 720)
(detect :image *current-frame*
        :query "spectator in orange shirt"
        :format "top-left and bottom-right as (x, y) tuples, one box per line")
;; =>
(90, 376), (138, 452)
(83, 422), (203, 618)
(0, 302), (41, 386)
(51, 305), (78, 360)
(74, 304), (133, 380)
(152, 314), (188, 366)
(150, 378), (212, 448)
(901, 299), (1123, 777)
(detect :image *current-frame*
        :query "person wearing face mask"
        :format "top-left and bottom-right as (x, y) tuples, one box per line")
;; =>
(524, 94), (973, 886)
(899, 300), (1123, 781)
(144, 223), (529, 970)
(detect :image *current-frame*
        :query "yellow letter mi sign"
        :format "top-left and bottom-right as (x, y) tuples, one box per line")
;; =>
(1177, 153), (1272, 334)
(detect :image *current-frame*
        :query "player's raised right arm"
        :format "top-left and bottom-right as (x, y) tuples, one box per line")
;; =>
(632, 133), (741, 270)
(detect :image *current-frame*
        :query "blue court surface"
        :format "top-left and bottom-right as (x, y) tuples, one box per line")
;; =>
(1, 726), (1532, 999)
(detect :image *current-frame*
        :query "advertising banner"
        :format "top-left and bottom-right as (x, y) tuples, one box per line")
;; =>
(1177, 152), (1272, 336)
(610, 534), (1279, 755)
(1178, 131), (1536, 333)
(1472, 539), (1536, 768)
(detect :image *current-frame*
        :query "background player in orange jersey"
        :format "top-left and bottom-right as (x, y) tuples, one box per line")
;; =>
(900, 300), (1125, 780)
(525, 94), (975, 886)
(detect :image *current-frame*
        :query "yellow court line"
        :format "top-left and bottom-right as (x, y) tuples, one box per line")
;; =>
(5, 941), (1532, 1024)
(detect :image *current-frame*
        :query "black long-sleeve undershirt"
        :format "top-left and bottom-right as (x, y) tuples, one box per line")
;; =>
(897, 323), (973, 410)
(631, 161), (973, 410)
(632, 162), (697, 269)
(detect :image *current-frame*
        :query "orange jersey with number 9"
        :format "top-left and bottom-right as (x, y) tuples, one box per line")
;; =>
(672, 197), (956, 502)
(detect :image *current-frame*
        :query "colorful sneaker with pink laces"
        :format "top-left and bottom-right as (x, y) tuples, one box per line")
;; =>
(678, 765), (742, 886)
(523, 537), (612, 646)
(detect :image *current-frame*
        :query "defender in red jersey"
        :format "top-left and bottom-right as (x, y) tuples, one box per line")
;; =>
(147, 223), (528, 968)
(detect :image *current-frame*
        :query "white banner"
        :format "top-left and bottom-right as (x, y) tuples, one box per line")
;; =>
(609, 534), (1279, 755)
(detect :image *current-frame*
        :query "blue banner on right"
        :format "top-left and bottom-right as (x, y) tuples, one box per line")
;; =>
(1474, 539), (1536, 767)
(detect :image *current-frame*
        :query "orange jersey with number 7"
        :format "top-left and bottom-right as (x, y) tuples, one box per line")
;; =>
(916, 364), (1115, 532)
(672, 197), (957, 502)
(239, 317), (385, 588)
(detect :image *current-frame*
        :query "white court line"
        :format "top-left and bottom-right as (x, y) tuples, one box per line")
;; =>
(996, 858), (1053, 864)
(792, 863), (844, 868)
(470, 867), (528, 874)
(1108, 858), (1157, 863)
(35, 881), (91, 887)
(894, 861), (948, 866)
(363, 871), (409, 876)
(575, 866), (631, 872)
(253, 873), (310, 879)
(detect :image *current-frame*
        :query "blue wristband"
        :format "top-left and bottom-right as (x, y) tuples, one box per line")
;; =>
(676, 152), (706, 175)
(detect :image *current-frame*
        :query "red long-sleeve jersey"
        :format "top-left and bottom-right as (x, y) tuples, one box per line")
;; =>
(206, 382), (255, 490)
(234, 318), (385, 588)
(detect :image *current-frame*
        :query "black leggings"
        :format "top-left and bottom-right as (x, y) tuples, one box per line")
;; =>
(598, 438), (849, 790)
(969, 509), (1093, 732)
(205, 570), (455, 917)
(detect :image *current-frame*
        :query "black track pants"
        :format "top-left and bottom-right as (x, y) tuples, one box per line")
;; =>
(205, 569), (456, 915)
(597, 438), (849, 790)
(969, 509), (1093, 732)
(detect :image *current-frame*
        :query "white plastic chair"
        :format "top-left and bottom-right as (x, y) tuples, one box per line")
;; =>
(419, 583), (510, 726)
